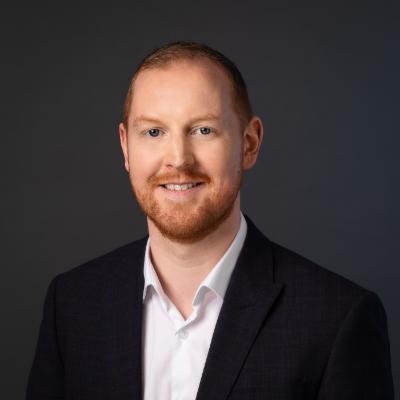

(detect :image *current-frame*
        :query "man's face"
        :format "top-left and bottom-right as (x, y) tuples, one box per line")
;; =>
(119, 59), (248, 243)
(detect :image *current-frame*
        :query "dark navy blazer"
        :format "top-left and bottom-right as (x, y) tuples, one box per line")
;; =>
(26, 215), (394, 399)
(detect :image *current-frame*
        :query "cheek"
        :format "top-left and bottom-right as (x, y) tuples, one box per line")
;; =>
(128, 146), (158, 184)
(197, 140), (242, 184)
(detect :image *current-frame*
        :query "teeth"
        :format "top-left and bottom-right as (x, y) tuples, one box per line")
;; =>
(165, 183), (197, 191)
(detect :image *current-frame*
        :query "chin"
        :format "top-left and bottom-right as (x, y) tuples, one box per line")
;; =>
(147, 200), (236, 244)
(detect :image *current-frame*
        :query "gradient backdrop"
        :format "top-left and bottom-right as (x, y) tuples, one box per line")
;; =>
(1, 1), (399, 398)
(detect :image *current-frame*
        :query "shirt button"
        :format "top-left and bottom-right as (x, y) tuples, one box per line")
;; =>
(178, 329), (188, 339)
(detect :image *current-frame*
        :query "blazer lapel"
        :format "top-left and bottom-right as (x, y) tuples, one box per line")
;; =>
(196, 215), (285, 400)
(106, 237), (147, 400)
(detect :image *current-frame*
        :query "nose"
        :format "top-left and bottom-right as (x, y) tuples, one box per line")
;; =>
(164, 132), (195, 169)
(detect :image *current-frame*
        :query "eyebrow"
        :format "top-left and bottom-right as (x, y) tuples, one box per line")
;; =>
(131, 113), (221, 127)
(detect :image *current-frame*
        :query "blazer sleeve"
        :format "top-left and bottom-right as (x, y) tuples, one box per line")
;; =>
(317, 290), (394, 399)
(26, 275), (64, 400)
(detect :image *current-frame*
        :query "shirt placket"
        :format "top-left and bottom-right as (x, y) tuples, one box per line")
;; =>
(167, 301), (200, 400)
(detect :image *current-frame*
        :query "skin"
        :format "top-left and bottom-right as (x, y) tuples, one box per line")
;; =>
(119, 58), (263, 319)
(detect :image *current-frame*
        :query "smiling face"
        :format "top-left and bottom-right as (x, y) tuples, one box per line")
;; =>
(119, 58), (261, 243)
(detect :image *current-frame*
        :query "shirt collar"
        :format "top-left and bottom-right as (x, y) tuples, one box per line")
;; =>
(142, 211), (248, 305)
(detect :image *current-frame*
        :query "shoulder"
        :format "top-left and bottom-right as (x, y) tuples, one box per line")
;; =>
(245, 214), (370, 301)
(50, 235), (148, 294)
(268, 238), (385, 321)
(244, 214), (390, 347)
(270, 239), (367, 293)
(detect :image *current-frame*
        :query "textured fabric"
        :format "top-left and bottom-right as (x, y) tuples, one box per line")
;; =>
(26, 214), (394, 400)
(142, 212), (247, 400)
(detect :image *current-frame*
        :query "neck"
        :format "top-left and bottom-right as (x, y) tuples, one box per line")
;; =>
(146, 197), (242, 309)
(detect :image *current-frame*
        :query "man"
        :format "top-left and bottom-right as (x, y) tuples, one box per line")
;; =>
(26, 41), (394, 399)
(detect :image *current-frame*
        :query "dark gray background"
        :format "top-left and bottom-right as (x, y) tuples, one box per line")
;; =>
(1, 1), (399, 398)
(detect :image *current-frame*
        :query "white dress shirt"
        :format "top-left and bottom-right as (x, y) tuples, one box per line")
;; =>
(141, 212), (248, 400)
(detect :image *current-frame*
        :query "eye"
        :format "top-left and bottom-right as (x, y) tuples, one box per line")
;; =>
(196, 127), (212, 135)
(145, 128), (161, 137)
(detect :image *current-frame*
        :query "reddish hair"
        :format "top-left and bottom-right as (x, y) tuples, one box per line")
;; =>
(122, 41), (253, 130)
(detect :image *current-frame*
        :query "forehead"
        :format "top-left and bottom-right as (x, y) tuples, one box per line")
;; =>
(129, 59), (235, 121)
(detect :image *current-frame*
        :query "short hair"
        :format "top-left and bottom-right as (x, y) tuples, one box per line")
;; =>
(122, 41), (253, 130)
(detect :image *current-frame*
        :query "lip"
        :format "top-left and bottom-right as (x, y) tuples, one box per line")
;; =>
(157, 182), (205, 201)
(159, 181), (203, 186)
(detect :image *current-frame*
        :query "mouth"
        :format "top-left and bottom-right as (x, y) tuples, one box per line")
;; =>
(159, 182), (204, 191)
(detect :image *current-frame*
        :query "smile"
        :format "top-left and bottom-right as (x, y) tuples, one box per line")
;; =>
(161, 182), (203, 191)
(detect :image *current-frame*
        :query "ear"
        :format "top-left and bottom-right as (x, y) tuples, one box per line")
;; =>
(242, 116), (264, 170)
(118, 122), (130, 173)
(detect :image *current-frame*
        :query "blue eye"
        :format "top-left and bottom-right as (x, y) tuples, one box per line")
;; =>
(146, 128), (161, 137)
(198, 127), (212, 135)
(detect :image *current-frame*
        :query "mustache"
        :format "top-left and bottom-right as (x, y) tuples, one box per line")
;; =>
(148, 170), (210, 186)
